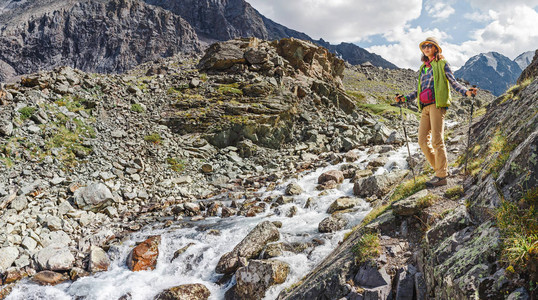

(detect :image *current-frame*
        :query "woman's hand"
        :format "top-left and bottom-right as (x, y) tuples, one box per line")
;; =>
(466, 87), (478, 97)
(395, 95), (405, 103)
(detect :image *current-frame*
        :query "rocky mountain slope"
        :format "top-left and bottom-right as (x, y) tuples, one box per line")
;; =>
(514, 50), (535, 70)
(455, 51), (523, 96)
(0, 0), (201, 83)
(0, 0), (397, 84)
(280, 50), (538, 300)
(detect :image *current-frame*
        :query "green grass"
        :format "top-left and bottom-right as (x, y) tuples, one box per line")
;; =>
(167, 158), (185, 172)
(417, 193), (438, 209)
(444, 185), (464, 200)
(351, 233), (381, 264)
(43, 117), (95, 168)
(144, 133), (162, 144)
(130, 103), (145, 113)
(496, 188), (538, 279)
(218, 83), (243, 96)
(357, 103), (420, 118)
(501, 78), (533, 104)
(18, 106), (36, 120)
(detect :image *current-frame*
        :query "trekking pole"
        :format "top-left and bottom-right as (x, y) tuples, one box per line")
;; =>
(464, 85), (477, 175)
(395, 94), (416, 183)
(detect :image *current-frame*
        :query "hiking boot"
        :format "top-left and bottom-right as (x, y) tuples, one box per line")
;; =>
(426, 176), (447, 188)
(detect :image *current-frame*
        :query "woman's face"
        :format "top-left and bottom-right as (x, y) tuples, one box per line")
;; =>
(422, 43), (437, 57)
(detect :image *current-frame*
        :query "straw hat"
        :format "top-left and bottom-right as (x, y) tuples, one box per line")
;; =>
(419, 37), (442, 53)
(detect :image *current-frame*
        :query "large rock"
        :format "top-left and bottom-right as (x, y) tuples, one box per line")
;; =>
(285, 183), (303, 196)
(395, 265), (417, 300)
(0, 247), (19, 272)
(392, 190), (429, 216)
(353, 170), (407, 198)
(127, 235), (161, 271)
(197, 39), (247, 71)
(32, 271), (67, 286)
(154, 283), (211, 300)
(354, 263), (392, 300)
(34, 246), (75, 271)
(88, 246), (111, 273)
(327, 197), (360, 213)
(216, 221), (280, 274)
(318, 216), (348, 233)
(318, 170), (344, 185)
(74, 182), (114, 211)
(425, 205), (471, 246)
(235, 260), (290, 299)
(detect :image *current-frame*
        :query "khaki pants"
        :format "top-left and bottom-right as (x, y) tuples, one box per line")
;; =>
(418, 105), (448, 178)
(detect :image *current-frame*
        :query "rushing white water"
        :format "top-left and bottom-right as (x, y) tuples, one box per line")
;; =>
(7, 144), (418, 300)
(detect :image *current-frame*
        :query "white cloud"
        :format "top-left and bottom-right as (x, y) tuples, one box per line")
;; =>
(466, 0), (538, 11)
(463, 11), (494, 22)
(366, 26), (451, 69)
(426, 2), (455, 19)
(247, 0), (422, 43)
(368, 4), (538, 69)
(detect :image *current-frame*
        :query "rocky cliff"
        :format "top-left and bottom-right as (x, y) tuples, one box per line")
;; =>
(0, 0), (200, 82)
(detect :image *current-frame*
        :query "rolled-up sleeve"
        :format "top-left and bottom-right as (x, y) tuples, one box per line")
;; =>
(445, 63), (468, 96)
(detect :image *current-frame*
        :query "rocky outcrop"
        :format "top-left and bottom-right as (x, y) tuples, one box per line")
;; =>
(0, 0), (200, 82)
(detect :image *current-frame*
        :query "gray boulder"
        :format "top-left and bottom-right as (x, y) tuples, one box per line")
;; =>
(0, 246), (19, 272)
(74, 182), (114, 211)
(216, 221), (280, 274)
(34, 245), (75, 271)
(154, 283), (211, 300)
(327, 197), (360, 213)
(285, 183), (303, 196)
(392, 190), (429, 216)
(88, 246), (110, 273)
(353, 170), (408, 198)
(235, 260), (290, 299)
(318, 216), (348, 233)
(354, 264), (392, 300)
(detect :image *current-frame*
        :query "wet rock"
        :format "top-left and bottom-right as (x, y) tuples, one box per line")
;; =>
(392, 190), (429, 216)
(318, 215), (348, 233)
(69, 267), (90, 280)
(127, 235), (161, 271)
(0, 247), (19, 272)
(172, 243), (196, 261)
(184, 202), (201, 216)
(32, 270), (67, 286)
(318, 170), (344, 184)
(327, 197), (360, 213)
(154, 283), (211, 300)
(73, 182), (114, 212)
(353, 170), (407, 198)
(262, 243), (283, 259)
(88, 246), (110, 273)
(221, 206), (237, 218)
(285, 183), (303, 196)
(2, 267), (32, 284)
(216, 221), (280, 274)
(235, 260), (290, 299)
(344, 150), (359, 162)
(276, 195), (293, 205)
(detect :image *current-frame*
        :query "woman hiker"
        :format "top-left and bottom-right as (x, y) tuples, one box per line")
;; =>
(395, 37), (477, 188)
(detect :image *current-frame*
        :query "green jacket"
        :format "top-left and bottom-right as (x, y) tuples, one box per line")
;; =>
(417, 59), (451, 110)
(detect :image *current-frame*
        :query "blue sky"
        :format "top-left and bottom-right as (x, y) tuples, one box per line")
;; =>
(248, 0), (538, 69)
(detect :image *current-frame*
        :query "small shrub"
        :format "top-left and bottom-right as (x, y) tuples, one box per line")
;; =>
(445, 185), (464, 200)
(131, 103), (145, 113)
(200, 73), (208, 82)
(218, 83), (243, 95)
(167, 158), (185, 172)
(18, 106), (36, 120)
(352, 233), (381, 264)
(390, 175), (429, 203)
(496, 188), (538, 278)
(144, 133), (162, 144)
(417, 193), (438, 209)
